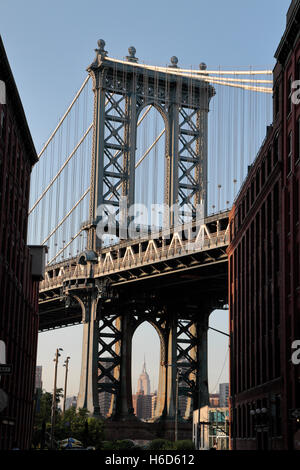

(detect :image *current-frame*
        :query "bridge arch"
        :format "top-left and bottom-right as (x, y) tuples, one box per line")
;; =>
(131, 319), (165, 420)
(136, 101), (168, 128)
(134, 103), (167, 229)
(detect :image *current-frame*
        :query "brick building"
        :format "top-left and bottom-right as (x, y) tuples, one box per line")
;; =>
(228, 0), (300, 450)
(0, 36), (45, 449)
(274, 0), (300, 450)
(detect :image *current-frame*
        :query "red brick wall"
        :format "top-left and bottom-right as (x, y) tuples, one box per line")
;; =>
(0, 90), (39, 449)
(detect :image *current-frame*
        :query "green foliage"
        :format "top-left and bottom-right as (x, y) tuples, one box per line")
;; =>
(100, 440), (116, 450)
(55, 407), (104, 448)
(34, 388), (63, 427)
(100, 440), (141, 450)
(146, 439), (195, 450)
(173, 440), (195, 450)
(32, 390), (104, 449)
(115, 440), (136, 450)
(147, 439), (175, 450)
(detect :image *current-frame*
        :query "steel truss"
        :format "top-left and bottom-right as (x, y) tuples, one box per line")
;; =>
(87, 43), (214, 249)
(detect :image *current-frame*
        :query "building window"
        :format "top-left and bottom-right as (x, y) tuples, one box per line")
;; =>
(274, 84), (279, 117)
(286, 190), (291, 235)
(256, 169), (260, 196)
(261, 161), (266, 186)
(295, 179), (299, 225)
(287, 75), (292, 116)
(273, 135), (279, 164)
(287, 252), (291, 295)
(297, 117), (300, 163)
(295, 243), (300, 288)
(275, 395), (282, 436)
(0, 108), (5, 139)
(287, 131), (292, 175)
(267, 149), (272, 175)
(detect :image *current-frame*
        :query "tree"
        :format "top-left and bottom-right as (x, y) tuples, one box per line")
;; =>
(32, 391), (104, 449)
(54, 407), (104, 448)
(32, 388), (64, 449)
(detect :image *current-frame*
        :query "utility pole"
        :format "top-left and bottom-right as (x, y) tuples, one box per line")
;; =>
(50, 348), (63, 449)
(175, 369), (179, 442)
(63, 356), (70, 415)
(197, 375), (201, 450)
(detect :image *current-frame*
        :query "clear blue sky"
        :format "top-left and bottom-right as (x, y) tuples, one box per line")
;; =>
(0, 0), (291, 398)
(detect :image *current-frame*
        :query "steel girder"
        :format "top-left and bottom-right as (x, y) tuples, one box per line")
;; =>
(87, 48), (215, 249)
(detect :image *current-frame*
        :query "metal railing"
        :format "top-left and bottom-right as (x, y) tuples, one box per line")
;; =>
(40, 228), (228, 291)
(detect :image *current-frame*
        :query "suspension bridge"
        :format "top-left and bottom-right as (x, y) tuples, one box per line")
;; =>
(29, 40), (272, 439)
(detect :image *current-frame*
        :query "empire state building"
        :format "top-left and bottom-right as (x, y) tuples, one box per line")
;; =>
(132, 357), (154, 420)
(137, 357), (151, 395)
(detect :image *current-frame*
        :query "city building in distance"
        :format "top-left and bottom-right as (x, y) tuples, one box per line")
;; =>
(219, 383), (229, 408)
(132, 358), (155, 420)
(228, 0), (300, 450)
(193, 406), (229, 450)
(34, 366), (43, 392)
(65, 396), (77, 411)
(209, 394), (220, 407)
(0, 36), (46, 450)
(137, 357), (150, 396)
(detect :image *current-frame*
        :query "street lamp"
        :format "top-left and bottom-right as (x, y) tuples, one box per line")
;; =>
(175, 368), (182, 442)
(50, 348), (63, 449)
(233, 179), (237, 198)
(63, 356), (71, 415)
(217, 184), (222, 212)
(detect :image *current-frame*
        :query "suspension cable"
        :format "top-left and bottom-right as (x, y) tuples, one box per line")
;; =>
(136, 128), (165, 167)
(105, 57), (272, 92)
(47, 228), (84, 265)
(43, 104), (154, 259)
(42, 188), (90, 244)
(38, 75), (90, 159)
(106, 56), (272, 75)
(195, 75), (272, 93)
(29, 124), (93, 215)
(138, 105), (152, 126)
(196, 76), (272, 84)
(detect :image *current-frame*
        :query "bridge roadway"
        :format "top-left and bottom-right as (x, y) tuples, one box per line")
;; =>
(38, 210), (230, 331)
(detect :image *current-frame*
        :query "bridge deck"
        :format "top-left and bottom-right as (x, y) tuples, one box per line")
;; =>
(38, 212), (230, 331)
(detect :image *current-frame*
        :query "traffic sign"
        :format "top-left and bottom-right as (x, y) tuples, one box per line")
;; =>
(0, 364), (13, 374)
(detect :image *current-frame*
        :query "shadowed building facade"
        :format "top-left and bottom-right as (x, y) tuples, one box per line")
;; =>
(228, 0), (300, 450)
(0, 36), (45, 450)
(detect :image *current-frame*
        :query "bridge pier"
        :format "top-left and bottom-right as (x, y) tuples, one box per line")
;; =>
(76, 290), (101, 416)
(111, 315), (134, 419)
(73, 282), (216, 426)
(164, 315), (178, 418)
(196, 313), (210, 409)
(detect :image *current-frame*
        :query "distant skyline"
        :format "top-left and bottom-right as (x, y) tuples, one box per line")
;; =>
(0, 0), (291, 399)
